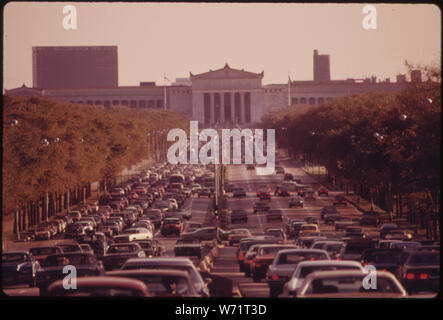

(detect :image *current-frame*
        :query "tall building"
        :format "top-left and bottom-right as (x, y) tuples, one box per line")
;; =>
(32, 46), (118, 89)
(313, 49), (331, 82)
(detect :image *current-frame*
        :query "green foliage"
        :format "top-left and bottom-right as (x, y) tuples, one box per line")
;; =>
(3, 96), (190, 213)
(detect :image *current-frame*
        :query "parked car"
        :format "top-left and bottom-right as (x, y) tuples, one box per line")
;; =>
(2, 251), (41, 287)
(47, 276), (151, 297)
(266, 249), (331, 297)
(296, 270), (407, 298)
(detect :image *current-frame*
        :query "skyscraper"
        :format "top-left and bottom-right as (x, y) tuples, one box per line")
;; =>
(313, 49), (331, 82)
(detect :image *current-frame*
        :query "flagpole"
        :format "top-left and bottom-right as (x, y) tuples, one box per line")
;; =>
(288, 72), (291, 107)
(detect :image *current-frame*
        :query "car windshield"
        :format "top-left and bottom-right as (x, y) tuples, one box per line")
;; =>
(344, 244), (373, 254)
(373, 252), (402, 263)
(3, 253), (28, 263)
(326, 244), (345, 253)
(123, 265), (198, 284)
(304, 276), (402, 294)
(259, 247), (287, 255)
(130, 275), (191, 296)
(409, 253), (439, 265)
(278, 252), (328, 264)
(30, 247), (58, 256)
(45, 254), (95, 266)
(266, 231), (283, 238)
(59, 245), (80, 252)
(300, 266), (360, 278)
(107, 245), (137, 254)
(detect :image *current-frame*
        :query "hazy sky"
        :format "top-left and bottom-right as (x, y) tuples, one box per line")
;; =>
(3, 2), (441, 90)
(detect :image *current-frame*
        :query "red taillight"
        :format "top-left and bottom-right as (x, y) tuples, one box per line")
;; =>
(256, 263), (261, 268)
(419, 273), (429, 280)
(247, 259), (252, 264)
(381, 269), (387, 272)
(310, 257), (316, 261)
(228, 236), (232, 240)
(336, 257), (341, 260)
(271, 275), (279, 280)
(239, 252), (244, 261)
(406, 273), (415, 280)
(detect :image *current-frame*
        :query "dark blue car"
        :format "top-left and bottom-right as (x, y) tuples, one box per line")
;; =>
(2, 251), (41, 287)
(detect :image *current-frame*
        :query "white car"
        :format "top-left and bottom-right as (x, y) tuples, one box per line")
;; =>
(281, 260), (364, 297)
(266, 249), (330, 297)
(122, 227), (153, 240)
(167, 198), (179, 210)
(296, 270), (408, 298)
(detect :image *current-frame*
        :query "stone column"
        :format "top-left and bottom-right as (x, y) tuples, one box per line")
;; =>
(220, 92), (225, 124)
(240, 92), (245, 125)
(230, 92), (235, 125)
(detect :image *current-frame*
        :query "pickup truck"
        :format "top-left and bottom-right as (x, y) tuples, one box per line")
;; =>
(174, 239), (202, 259)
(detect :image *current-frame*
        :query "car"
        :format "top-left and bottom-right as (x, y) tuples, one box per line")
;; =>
(298, 224), (320, 237)
(360, 211), (381, 227)
(161, 217), (184, 236)
(274, 185), (290, 197)
(36, 252), (105, 295)
(297, 185), (311, 197)
(264, 228), (287, 244)
(281, 260), (364, 297)
(230, 210), (248, 223)
(335, 218), (358, 231)
(166, 210), (192, 221)
(102, 243), (146, 271)
(296, 270), (407, 298)
(132, 240), (157, 257)
(105, 269), (201, 297)
(232, 188), (247, 198)
(385, 229), (413, 241)
(243, 244), (265, 277)
(317, 187), (328, 196)
(333, 195), (347, 206)
(29, 246), (63, 265)
(266, 249), (331, 297)
(47, 276), (151, 297)
(2, 251), (41, 287)
(390, 241), (421, 252)
(144, 209), (164, 230)
(121, 257), (210, 297)
(379, 223), (399, 239)
(174, 239), (202, 259)
(237, 237), (280, 273)
(180, 227), (228, 242)
(183, 222), (203, 233)
(286, 221), (305, 239)
(80, 244), (94, 255)
(257, 185), (271, 200)
(310, 241), (345, 260)
(76, 233), (109, 259)
(324, 211), (341, 225)
(304, 190), (316, 201)
(340, 239), (377, 261)
(227, 229), (252, 246)
(266, 209), (283, 222)
(397, 251), (439, 294)
(320, 206), (339, 220)
(345, 226), (366, 239)
(288, 197), (304, 208)
(34, 225), (53, 240)
(55, 242), (83, 254)
(253, 201), (271, 214)
(305, 217), (319, 225)
(251, 244), (298, 282)
(361, 248), (408, 274)
(198, 188), (212, 198)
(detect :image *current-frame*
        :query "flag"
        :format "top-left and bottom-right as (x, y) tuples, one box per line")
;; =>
(163, 74), (170, 83)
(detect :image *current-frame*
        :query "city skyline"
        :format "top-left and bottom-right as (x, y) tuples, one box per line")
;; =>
(3, 2), (441, 91)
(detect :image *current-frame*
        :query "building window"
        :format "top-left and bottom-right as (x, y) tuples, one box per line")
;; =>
(291, 97), (298, 105)
(148, 100), (154, 108)
(122, 100), (128, 106)
(95, 100), (102, 105)
(104, 101), (111, 108)
(300, 98), (307, 104)
(130, 100), (137, 108)
(157, 100), (163, 108)
(318, 97), (324, 104)
(139, 100), (146, 108)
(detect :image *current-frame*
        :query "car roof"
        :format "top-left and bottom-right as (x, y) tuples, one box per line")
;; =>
(296, 260), (363, 268)
(277, 249), (329, 255)
(124, 257), (193, 265)
(48, 276), (150, 293)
